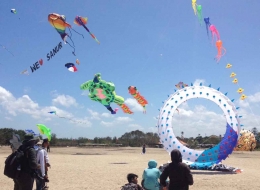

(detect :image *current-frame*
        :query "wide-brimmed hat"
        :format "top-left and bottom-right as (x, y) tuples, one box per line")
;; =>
(36, 139), (43, 145)
(23, 134), (39, 143)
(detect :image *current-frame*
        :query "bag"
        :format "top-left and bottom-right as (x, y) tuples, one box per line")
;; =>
(4, 147), (29, 179)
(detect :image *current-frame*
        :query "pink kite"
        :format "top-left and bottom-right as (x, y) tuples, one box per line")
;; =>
(209, 25), (220, 43)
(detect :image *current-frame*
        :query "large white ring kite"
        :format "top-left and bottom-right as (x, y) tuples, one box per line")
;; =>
(157, 85), (241, 169)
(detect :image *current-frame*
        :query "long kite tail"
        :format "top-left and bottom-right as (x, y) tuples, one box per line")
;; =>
(83, 25), (100, 44)
(0, 44), (14, 56)
(118, 103), (133, 114)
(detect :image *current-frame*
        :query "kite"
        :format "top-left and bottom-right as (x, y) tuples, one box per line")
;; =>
(80, 73), (133, 114)
(74, 16), (100, 44)
(204, 17), (211, 38)
(37, 124), (51, 141)
(240, 94), (247, 100)
(209, 25), (220, 43)
(237, 88), (244, 94)
(234, 129), (256, 151)
(230, 72), (236, 78)
(192, 0), (197, 15)
(215, 40), (226, 62)
(48, 13), (83, 55)
(24, 129), (38, 136)
(11, 9), (17, 14)
(76, 59), (80, 65)
(232, 78), (238, 84)
(21, 69), (29, 75)
(197, 5), (203, 25)
(226, 63), (232, 68)
(65, 63), (77, 72)
(128, 86), (148, 113)
(175, 82), (188, 89)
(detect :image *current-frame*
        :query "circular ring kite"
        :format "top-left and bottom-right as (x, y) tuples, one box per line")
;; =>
(157, 85), (241, 169)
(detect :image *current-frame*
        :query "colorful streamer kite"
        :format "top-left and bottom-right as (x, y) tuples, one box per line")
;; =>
(74, 16), (100, 44)
(128, 86), (148, 113)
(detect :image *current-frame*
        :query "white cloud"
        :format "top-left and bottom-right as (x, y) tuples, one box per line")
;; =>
(101, 121), (114, 127)
(193, 79), (205, 86)
(115, 117), (133, 122)
(101, 112), (113, 118)
(52, 94), (78, 107)
(0, 86), (92, 126)
(87, 109), (100, 120)
(5, 116), (12, 121)
(128, 124), (144, 131)
(125, 98), (144, 112)
(100, 116), (133, 127)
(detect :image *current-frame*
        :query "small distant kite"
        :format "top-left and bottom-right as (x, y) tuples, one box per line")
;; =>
(240, 94), (247, 100)
(175, 82), (188, 89)
(230, 72), (236, 78)
(74, 16), (100, 44)
(76, 59), (80, 65)
(232, 78), (238, 84)
(48, 111), (90, 124)
(128, 86), (148, 113)
(65, 63), (77, 72)
(226, 63), (232, 68)
(24, 129), (38, 136)
(237, 88), (244, 94)
(192, 0), (197, 15)
(21, 69), (29, 75)
(204, 17), (211, 38)
(11, 9), (17, 14)
(37, 124), (51, 141)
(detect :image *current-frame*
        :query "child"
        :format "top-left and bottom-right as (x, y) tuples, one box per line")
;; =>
(121, 173), (144, 190)
(142, 160), (161, 190)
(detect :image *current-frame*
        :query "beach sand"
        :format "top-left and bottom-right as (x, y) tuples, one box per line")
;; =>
(0, 146), (260, 190)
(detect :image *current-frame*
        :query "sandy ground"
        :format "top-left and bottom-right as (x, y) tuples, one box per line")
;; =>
(0, 146), (260, 190)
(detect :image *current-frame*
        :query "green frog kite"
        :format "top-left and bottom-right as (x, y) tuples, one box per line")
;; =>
(80, 73), (133, 114)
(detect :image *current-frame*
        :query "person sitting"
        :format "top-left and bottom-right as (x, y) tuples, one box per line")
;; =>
(142, 160), (161, 190)
(160, 149), (193, 190)
(121, 173), (144, 190)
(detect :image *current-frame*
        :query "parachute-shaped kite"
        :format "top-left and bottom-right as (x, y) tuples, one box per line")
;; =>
(175, 82), (188, 89)
(80, 73), (132, 114)
(234, 129), (256, 151)
(65, 63), (77, 72)
(37, 124), (51, 141)
(128, 86), (148, 113)
(74, 16), (100, 44)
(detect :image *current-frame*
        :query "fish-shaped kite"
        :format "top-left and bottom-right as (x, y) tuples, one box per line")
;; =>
(74, 16), (100, 44)
(128, 86), (148, 113)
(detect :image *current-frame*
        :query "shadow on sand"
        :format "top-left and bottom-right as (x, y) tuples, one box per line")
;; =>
(191, 171), (238, 175)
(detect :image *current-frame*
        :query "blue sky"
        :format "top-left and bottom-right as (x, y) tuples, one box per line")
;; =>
(1, 0), (260, 139)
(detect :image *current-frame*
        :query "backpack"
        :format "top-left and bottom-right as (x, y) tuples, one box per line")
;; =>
(4, 147), (29, 179)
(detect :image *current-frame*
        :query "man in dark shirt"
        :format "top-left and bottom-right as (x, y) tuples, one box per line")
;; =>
(14, 134), (40, 190)
(160, 149), (193, 190)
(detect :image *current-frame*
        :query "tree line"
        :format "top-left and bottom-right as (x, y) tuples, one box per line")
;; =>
(0, 127), (260, 148)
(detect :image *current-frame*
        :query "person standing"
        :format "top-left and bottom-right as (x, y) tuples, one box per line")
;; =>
(160, 149), (193, 190)
(13, 134), (40, 190)
(142, 144), (146, 154)
(35, 140), (47, 190)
